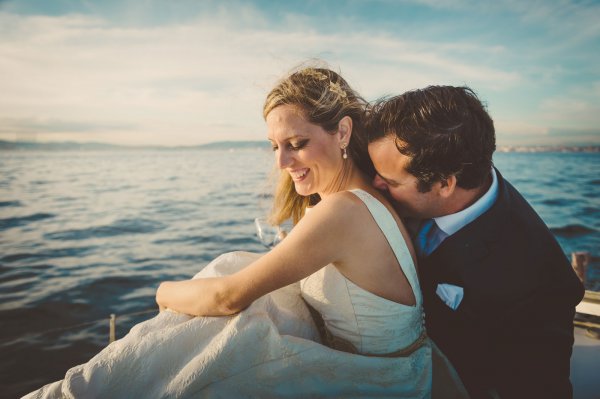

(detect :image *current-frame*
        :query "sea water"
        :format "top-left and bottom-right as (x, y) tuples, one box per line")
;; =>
(0, 149), (598, 397)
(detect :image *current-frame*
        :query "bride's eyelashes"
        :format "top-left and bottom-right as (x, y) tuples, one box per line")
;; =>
(271, 139), (310, 152)
(289, 139), (309, 151)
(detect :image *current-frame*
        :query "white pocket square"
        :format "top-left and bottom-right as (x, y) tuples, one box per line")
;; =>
(436, 283), (464, 310)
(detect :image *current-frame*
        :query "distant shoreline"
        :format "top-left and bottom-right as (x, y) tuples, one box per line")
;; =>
(0, 140), (271, 152)
(495, 145), (599, 153)
(0, 140), (598, 153)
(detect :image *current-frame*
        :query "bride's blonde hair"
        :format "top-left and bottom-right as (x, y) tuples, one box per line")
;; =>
(263, 66), (372, 225)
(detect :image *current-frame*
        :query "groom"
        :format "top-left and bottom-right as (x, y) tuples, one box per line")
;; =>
(367, 86), (584, 398)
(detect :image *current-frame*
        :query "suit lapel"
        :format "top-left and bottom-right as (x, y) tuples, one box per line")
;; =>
(421, 167), (511, 284)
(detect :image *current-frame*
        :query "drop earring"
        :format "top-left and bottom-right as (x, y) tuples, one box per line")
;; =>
(341, 144), (348, 159)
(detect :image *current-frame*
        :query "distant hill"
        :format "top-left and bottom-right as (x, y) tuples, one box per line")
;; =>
(0, 140), (270, 151)
(0, 139), (597, 153)
(193, 141), (270, 150)
(0, 140), (124, 151)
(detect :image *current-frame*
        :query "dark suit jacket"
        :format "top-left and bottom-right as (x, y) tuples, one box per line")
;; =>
(420, 169), (584, 399)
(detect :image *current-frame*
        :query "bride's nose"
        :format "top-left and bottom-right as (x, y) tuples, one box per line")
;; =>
(276, 149), (293, 169)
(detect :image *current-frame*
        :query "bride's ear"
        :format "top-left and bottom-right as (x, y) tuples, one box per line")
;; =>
(337, 116), (353, 145)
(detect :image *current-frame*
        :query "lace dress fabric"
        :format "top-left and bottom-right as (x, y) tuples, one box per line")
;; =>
(301, 189), (425, 355)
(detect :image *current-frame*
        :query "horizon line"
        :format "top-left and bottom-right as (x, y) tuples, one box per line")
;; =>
(1, 139), (599, 152)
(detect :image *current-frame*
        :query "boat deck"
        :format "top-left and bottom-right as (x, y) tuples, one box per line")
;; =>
(572, 292), (600, 399)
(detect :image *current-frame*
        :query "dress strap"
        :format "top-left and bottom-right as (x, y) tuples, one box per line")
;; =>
(348, 189), (422, 307)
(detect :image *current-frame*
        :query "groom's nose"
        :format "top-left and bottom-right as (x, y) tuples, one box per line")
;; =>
(372, 175), (388, 191)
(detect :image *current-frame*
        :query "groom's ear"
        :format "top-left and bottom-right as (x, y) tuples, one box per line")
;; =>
(337, 116), (353, 143)
(438, 175), (457, 198)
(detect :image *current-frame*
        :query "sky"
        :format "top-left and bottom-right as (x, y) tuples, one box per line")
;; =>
(0, 0), (598, 147)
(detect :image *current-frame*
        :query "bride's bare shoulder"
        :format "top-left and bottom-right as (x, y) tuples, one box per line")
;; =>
(304, 191), (374, 228)
(313, 190), (367, 212)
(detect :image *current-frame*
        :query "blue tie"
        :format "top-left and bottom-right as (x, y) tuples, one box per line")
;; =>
(416, 219), (436, 258)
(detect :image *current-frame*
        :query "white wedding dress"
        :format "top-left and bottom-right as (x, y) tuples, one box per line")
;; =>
(25, 190), (435, 399)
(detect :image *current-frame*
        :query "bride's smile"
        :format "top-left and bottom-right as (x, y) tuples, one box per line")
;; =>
(289, 168), (309, 181)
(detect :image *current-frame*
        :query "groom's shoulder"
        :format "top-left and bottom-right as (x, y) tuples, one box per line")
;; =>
(465, 168), (540, 227)
(447, 170), (551, 247)
(491, 171), (548, 229)
(453, 170), (565, 263)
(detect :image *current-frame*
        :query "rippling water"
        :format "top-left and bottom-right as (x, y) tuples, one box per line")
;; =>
(1, 149), (598, 397)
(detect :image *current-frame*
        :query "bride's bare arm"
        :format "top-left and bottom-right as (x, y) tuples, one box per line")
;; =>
(155, 192), (360, 317)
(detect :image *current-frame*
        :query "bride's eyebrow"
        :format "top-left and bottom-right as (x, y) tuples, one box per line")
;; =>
(268, 135), (307, 143)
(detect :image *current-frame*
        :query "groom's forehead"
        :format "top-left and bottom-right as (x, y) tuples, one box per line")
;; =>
(369, 138), (411, 170)
(369, 136), (404, 157)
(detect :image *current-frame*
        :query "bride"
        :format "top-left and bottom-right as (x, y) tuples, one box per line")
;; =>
(25, 68), (456, 398)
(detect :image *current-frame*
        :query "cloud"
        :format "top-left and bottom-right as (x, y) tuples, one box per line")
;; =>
(492, 86), (600, 144)
(0, 1), (597, 146)
(508, 0), (600, 43)
(494, 121), (599, 146)
(494, 120), (548, 136)
(403, 0), (600, 60)
(539, 93), (600, 129)
(547, 127), (599, 138)
(494, 89), (600, 146)
(0, 9), (527, 145)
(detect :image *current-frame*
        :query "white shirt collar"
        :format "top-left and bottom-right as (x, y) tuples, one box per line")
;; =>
(433, 168), (498, 236)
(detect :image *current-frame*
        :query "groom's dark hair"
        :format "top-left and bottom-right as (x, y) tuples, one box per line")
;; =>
(368, 85), (496, 192)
